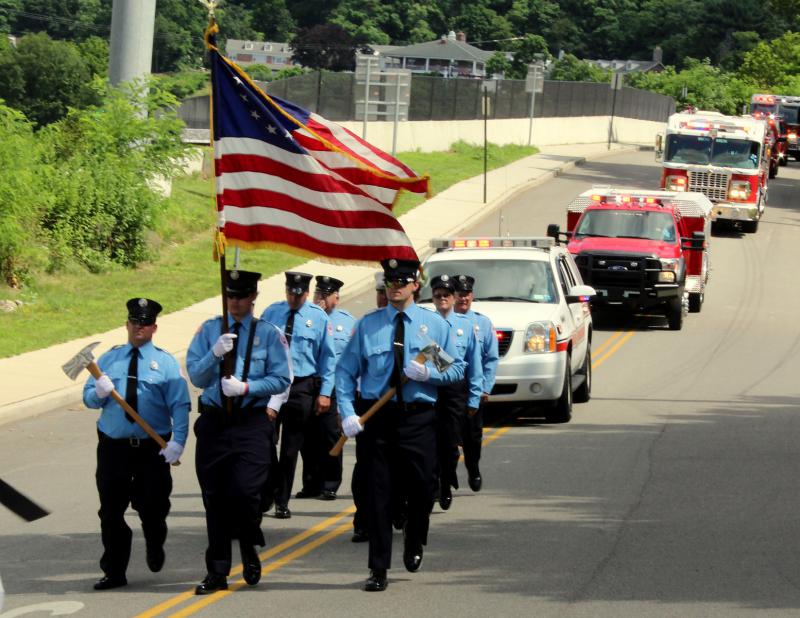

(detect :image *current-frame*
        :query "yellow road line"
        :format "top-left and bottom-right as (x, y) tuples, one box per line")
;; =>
(592, 330), (623, 358)
(592, 330), (635, 369)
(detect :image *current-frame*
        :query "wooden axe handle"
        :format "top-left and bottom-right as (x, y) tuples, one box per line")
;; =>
(329, 351), (427, 456)
(87, 361), (180, 466)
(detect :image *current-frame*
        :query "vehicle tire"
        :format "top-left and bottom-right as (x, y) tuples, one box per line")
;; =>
(546, 354), (572, 423)
(742, 219), (759, 233)
(573, 343), (591, 404)
(688, 292), (703, 313)
(667, 297), (683, 331)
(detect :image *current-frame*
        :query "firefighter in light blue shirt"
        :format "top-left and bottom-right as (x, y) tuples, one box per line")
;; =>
(454, 274), (499, 493)
(83, 298), (190, 591)
(336, 258), (465, 592)
(260, 271), (337, 518)
(428, 274), (483, 511)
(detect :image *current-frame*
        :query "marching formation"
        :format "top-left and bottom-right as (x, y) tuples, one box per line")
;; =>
(81, 259), (499, 594)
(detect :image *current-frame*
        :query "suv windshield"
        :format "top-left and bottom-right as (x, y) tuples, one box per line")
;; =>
(575, 210), (677, 242)
(779, 104), (799, 124)
(420, 259), (557, 303)
(665, 134), (760, 168)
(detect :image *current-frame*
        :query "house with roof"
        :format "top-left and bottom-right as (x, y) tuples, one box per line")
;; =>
(374, 31), (494, 78)
(589, 47), (665, 75)
(225, 39), (295, 70)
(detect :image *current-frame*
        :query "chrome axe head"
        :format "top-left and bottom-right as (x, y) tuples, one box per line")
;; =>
(419, 342), (455, 373)
(62, 342), (100, 380)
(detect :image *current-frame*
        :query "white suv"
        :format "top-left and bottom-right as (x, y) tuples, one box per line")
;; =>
(420, 237), (595, 422)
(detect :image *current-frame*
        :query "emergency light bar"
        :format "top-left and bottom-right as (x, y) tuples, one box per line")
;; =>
(430, 237), (555, 249)
(752, 94), (777, 104)
(591, 194), (661, 205)
(568, 187), (713, 218)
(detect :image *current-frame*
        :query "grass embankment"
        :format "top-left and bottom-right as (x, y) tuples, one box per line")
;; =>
(0, 141), (537, 358)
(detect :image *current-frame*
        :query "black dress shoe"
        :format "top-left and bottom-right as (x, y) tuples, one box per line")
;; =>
(318, 490), (337, 501)
(146, 545), (165, 572)
(363, 569), (388, 591)
(295, 488), (320, 499)
(403, 539), (423, 572)
(240, 544), (261, 586)
(195, 573), (228, 595)
(351, 528), (369, 543)
(93, 575), (127, 590)
(439, 485), (452, 511)
(274, 505), (291, 519)
(468, 474), (482, 492)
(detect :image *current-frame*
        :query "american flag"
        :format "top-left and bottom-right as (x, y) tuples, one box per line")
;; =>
(210, 44), (428, 263)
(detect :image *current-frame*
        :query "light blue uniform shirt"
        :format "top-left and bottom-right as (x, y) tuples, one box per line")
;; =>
(261, 300), (336, 396)
(336, 302), (466, 420)
(186, 313), (291, 408)
(328, 307), (356, 360)
(462, 309), (499, 395)
(83, 341), (191, 445)
(442, 309), (484, 409)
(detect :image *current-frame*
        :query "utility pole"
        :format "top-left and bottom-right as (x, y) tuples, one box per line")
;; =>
(109, 0), (157, 86)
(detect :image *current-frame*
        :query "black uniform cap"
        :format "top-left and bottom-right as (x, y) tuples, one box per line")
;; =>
(380, 258), (420, 282)
(430, 274), (455, 292)
(226, 269), (261, 296)
(126, 298), (163, 325)
(452, 274), (475, 292)
(285, 271), (313, 295)
(315, 275), (344, 295)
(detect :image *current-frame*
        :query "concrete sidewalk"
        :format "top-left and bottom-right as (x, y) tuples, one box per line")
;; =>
(0, 142), (637, 426)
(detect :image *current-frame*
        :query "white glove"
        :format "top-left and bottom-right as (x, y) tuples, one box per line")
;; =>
(159, 440), (184, 464)
(212, 333), (238, 358)
(403, 360), (430, 382)
(95, 374), (114, 398)
(221, 375), (248, 396)
(342, 415), (363, 438)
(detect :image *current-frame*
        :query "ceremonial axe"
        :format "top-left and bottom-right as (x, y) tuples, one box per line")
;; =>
(0, 478), (49, 521)
(62, 342), (180, 466)
(330, 342), (455, 456)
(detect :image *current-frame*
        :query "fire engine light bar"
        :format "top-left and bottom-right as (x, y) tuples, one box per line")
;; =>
(590, 194), (663, 206)
(429, 237), (555, 249)
(752, 94), (776, 104)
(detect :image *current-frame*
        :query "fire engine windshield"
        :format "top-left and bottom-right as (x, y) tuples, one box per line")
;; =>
(574, 210), (677, 243)
(420, 259), (558, 303)
(779, 105), (799, 124)
(665, 135), (759, 168)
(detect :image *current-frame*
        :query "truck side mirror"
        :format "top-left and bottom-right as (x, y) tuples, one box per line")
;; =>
(566, 284), (596, 304)
(655, 133), (664, 161)
(547, 223), (561, 242)
(681, 231), (705, 251)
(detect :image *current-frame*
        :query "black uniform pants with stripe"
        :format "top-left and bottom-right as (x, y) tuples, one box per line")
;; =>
(459, 406), (483, 477)
(360, 401), (437, 571)
(436, 380), (468, 490)
(194, 411), (272, 576)
(301, 383), (343, 494)
(95, 431), (172, 578)
(274, 376), (316, 507)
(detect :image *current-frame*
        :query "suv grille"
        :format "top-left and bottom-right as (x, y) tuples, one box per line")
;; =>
(688, 170), (729, 201)
(496, 329), (513, 357)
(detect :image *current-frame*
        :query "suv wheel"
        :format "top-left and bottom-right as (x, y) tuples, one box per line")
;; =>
(573, 343), (591, 404)
(546, 354), (572, 423)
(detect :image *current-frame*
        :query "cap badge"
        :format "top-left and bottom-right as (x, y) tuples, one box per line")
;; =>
(230, 270), (239, 280)
(459, 275), (467, 282)
(294, 274), (302, 282)
(150, 360), (158, 370)
(323, 276), (330, 283)
(441, 274), (449, 282)
(138, 298), (148, 307)
(388, 258), (398, 268)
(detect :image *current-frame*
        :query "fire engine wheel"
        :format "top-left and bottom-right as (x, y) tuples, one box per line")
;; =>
(742, 219), (759, 233)
(573, 344), (592, 404)
(688, 292), (704, 313)
(546, 354), (572, 423)
(667, 297), (684, 331)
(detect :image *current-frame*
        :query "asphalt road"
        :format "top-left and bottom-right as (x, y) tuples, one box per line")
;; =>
(2, 150), (800, 617)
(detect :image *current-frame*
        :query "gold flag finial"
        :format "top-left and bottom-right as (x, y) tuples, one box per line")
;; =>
(198, 0), (220, 17)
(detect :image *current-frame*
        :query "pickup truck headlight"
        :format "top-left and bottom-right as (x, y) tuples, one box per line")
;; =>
(665, 175), (688, 192)
(728, 180), (751, 200)
(524, 322), (557, 353)
(658, 258), (680, 283)
(658, 271), (676, 283)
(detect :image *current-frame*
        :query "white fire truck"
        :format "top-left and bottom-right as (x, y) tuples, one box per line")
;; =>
(655, 111), (770, 233)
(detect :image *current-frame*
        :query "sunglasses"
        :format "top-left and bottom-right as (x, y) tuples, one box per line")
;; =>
(227, 291), (253, 299)
(129, 317), (156, 326)
(432, 292), (453, 299)
(384, 278), (412, 289)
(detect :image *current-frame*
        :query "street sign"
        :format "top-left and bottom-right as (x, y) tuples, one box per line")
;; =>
(525, 64), (544, 94)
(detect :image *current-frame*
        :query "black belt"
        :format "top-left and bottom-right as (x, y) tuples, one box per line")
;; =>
(97, 429), (170, 447)
(360, 400), (434, 413)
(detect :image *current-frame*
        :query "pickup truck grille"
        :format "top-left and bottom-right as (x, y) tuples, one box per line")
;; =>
(496, 329), (513, 357)
(574, 254), (660, 288)
(688, 170), (729, 201)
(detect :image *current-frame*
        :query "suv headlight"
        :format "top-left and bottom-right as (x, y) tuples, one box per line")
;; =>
(665, 175), (688, 192)
(524, 321), (557, 353)
(728, 180), (751, 200)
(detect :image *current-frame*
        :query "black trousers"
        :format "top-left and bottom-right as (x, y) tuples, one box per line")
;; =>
(95, 430), (172, 578)
(301, 383), (343, 494)
(275, 376), (316, 507)
(436, 380), (468, 490)
(460, 406), (483, 477)
(194, 410), (273, 576)
(360, 401), (437, 571)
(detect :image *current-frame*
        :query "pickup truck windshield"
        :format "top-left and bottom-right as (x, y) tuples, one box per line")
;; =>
(665, 134), (760, 168)
(420, 259), (557, 304)
(575, 210), (676, 242)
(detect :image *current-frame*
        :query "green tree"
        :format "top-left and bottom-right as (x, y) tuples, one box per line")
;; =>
(244, 63), (273, 81)
(0, 0), (22, 33)
(486, 50), (511, 77)
(0, 35), (24, 108)
(548, 53), (609, 82)
(152, 0), (207, 72)
(245, 0), (295, 41)
(452, 2), (513, 47)
(10, 0), (107, 40)
(216, 3), (263, 42)
(291, 23), (363, 71)
(508, 33), (549, 79)
(78, 35), (108, 79)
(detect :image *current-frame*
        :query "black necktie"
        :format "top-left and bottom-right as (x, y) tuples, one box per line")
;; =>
(392, 313), (405, 403)
(285, 309), (297, 344)
(230, 321), (241, 363)
(124, 349), (138, 423)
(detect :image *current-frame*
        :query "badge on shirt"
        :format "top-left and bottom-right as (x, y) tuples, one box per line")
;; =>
(150, 360), (158, 370)
(336, 324), (343, 332)
(254, 336), (260, 346)
(306, 319), (313, 327)
(474, 324), (480, 332)
(456, 328), (463, 336)
(420, 325), (428, 334)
